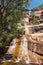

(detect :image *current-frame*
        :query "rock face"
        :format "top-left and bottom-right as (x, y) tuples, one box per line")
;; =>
(0, 35), (43, 65)
(28, 41), (43, 55)
(27, 35), (43, 55)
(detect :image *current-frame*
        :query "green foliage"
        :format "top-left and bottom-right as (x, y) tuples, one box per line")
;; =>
(0, 0), (30, 46)
(32, 15), (40, 22)
(30, 14), (40, 24)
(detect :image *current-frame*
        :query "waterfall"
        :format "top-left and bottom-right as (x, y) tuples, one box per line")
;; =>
(5, 35), (30, 64)
(15, 35), (30, 64)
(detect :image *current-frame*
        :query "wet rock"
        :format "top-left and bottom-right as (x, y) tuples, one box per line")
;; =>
(4, 54), (12, 60)
(0, 58), (3, 62)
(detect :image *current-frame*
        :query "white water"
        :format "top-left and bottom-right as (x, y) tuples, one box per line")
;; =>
(7, 36), (30, 64)
(15, 37), (30, 64)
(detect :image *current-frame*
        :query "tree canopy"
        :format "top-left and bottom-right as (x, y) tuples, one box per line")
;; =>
(0, 0), (30, 46)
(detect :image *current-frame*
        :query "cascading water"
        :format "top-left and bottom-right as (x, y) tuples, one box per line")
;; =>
(15, 35), (30, 64)
(4, 36), (30, 64)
